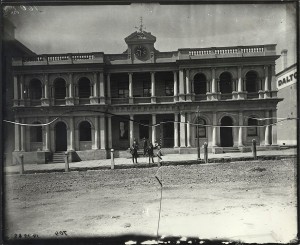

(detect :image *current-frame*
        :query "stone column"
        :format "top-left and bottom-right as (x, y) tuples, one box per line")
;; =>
(174, 113), (179, 147)
(271, 110), (277, 145)
(44, 118), (50, 151)
(151, 72), (156, 103)
(180, 112), (186, 147)
(93, 116), (99, 149)
(108, 116), (112, 149)
(69, 117), (75, 151)
(14, 118), (20, 151)
(185, 69), (191, 101)
(186, 113), (191, 147)
(130, 115), (134, 146)
(212, 112), (218, 147)
(20, 119), (25, 151)
(264, 65), (270, 98)
(107, 73), (111, 104)
(13, 75), (19, 106)
(238, 111), (244, 147)
(173, 71), (178, 102)
(99, 72), (105, 104)
(179, 69), (185, 101)
(90, 72), (98, 104)
(152, 114), (156, 145)
(19, 75), (25, 106)
(129, 73), (133, 104)
(264, 110), (271, 146)
(100, 116), (106, 150)
(66, 73), (74, 105)
(211, 68), (219, 101)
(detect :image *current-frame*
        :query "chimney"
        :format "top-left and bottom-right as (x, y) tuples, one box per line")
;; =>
(281, 49), (288, 70)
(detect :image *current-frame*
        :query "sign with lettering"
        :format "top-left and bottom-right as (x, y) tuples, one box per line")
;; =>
(277, 68), (297, 90)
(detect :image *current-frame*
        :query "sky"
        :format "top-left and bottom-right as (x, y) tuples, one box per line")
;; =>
(5, 3), (297, 72)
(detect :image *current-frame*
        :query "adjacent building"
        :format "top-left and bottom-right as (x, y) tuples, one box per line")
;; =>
(276, 50), (297, 146)
(9, 27), (282, 164)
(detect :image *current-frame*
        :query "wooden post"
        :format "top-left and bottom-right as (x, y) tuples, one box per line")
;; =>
(252, 139), (257, 160)
(19, 154), (24, 174)
(64, 152), (69, 172)
(204, 142), (208, 163)
(111, 149), (114, 170)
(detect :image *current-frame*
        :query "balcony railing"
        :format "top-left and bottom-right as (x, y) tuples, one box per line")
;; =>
(220, 93), (232, 100)
(194, 94), (207, 101)
(156, 96), (174, 103)
(54, 99), (66, 106)
(79, 98), (90, 105)
(29, 99), (41, 106)
(134, 97), (151, 104)
(111, 98), (129, 105)
(247, 92), (259, 99)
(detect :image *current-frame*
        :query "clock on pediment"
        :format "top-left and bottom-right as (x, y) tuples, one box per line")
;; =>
(124, 19), (156, 62)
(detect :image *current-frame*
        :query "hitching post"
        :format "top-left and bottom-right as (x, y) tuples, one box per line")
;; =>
(111, 149), (115, 169)
(197, 106), (201, 160)
(252, 139), (257, 160)
(19, 154), (24, 174)
(204, 142), (208, 163)
(64, 152), (69, 172)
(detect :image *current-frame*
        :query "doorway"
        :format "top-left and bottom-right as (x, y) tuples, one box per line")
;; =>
(220, 116), (233, 147)
(55, 122), (67, 151)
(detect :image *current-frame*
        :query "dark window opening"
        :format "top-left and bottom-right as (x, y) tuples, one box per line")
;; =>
(246, 71), (259, 93)
(194, 73), (207, 95)
(165, 80), (174, 96)
(29, 79), (42, 100)
(78, 77), (91, 98)
(248, 118), (258, 136)
(79, 121), (92, 141)
(163, 121), (174, 138)
(219, 72), (232, 93)
(119, 121), (129, 140)
(54, 78), (66, 99)
(139, 120), (149, 139)
(118, 82), (129, 98)
(30, 122), (42, 142)
(195, 117), (206, 138)
(143, 81), (151, 97)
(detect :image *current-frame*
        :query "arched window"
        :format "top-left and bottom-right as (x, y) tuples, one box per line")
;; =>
(79, 121), (92, 141)
(30, 122), (42, 142)
(195, 117), (206, 138)
(54, 78), (66, 99)
(194, 73), (207, 95)
(219, 72), (232, 93)
(248, 118), (258, 136)
(245, 71), (259, 93)
(78, 77), (91, 98)
(29, 79), (42, 100)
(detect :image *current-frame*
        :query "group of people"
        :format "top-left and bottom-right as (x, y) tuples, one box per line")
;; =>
(130, 138), (162, 165)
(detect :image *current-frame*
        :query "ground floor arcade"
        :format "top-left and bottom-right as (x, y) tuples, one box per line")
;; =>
(12, 108), (278, 164)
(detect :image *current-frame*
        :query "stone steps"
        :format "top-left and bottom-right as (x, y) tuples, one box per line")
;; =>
(52, 152), (65, 163)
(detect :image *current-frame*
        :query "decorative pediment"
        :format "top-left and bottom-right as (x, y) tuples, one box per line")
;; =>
(125, 31), (156, 44)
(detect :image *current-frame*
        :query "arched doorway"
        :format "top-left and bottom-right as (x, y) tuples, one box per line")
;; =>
(220, 116), (233, 147)
(55, 122), (67, 151)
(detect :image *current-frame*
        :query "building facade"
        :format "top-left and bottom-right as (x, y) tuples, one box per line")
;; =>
(10, 29), (282, 164)
(276, 50), (297, 146)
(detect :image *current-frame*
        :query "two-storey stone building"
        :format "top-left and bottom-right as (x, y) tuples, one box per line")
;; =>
(11, 28), (281, 164)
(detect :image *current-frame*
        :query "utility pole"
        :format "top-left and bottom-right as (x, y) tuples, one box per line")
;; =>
(197, 106), (201, 160)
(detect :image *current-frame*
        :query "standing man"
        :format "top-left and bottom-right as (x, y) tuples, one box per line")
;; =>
(143, 137), (148, 156)
(131, 138), (139, 164)
(148, 142), (155, 165)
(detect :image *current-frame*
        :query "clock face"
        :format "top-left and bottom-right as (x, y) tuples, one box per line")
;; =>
(134, 46), (148, 58)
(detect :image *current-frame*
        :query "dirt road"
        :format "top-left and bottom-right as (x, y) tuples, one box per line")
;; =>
(4, 159), (297, 243)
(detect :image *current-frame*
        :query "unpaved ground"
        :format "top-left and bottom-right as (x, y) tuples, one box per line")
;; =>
(4, 159), (297, 243)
